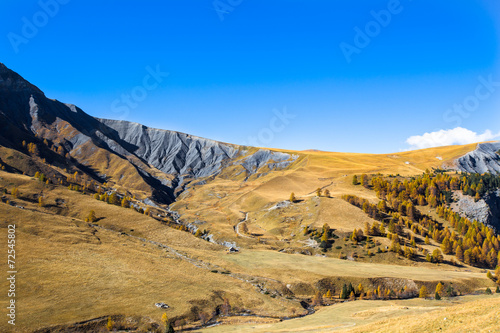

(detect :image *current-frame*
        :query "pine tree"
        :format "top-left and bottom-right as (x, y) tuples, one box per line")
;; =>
(340, 284), (348, 299)
(496, 286), (500, 294)
(435, 291), (441, 300)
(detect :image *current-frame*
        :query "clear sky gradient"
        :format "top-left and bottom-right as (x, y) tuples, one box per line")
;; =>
(1, 0), (499, 153)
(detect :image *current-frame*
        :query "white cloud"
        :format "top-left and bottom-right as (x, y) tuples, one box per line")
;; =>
(406, 127), (500, 150)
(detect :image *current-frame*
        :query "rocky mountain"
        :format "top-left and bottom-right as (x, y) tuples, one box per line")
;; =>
(452, 190), (500, 232)
(0, 63), (297, 203)
(456, 142), (500, 174)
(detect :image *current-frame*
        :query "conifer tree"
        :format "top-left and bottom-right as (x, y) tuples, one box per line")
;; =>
(340, 284), (348, 299)
(352, 175), (359, 185)
(121, 197), (130, 208)
(289, 192), (296, 203)
(87, 210), (97, 223)
(106, 316), (114, 331)
(419, 286), (428, 298)
(312, 291), (323, 306)
(435, 291), (441, 300)
(11, 187), (19, 198)
(435, 282), (443, 296)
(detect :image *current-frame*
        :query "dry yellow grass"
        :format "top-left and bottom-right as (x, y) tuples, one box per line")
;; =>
(172, 143), (478, 247)
(0, 142), (485, 331)
(0, 172), (300, 332)
(217, 249), (488, 284)
(199, 294), (500, 333)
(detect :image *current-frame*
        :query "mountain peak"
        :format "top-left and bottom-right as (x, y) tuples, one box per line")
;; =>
(0, 62), (44, 95)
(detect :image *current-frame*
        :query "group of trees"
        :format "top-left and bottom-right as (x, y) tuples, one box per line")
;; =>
(346, 172), (500, 270)
(304, 223), (336, 252)
(436, 205), (500, 268)
(315, 188), (330, 197)
(316, 282), (420, 303)
(419, 282), (459, 299)
(354, 172), (500, 208)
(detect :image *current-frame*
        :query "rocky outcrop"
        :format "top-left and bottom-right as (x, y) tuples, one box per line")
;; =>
(456, 142), (500, 174)
(451, 190), (500, 232)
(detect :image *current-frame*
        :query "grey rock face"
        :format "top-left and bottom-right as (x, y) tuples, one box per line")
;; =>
(236, 149), (298, 173)
(452, 190), (500, 232)
(0, 63), (298, 203)
(98, 118), (240, 179)
(456, 142), (500, 174)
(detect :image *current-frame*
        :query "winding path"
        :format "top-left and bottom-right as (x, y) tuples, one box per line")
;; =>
(235, 212), (254, 239)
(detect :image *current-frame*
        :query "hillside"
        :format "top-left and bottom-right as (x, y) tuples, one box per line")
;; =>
(0, 63), (500, 332)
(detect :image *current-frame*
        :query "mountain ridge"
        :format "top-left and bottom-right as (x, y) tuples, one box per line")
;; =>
(0, 63), (298, 203)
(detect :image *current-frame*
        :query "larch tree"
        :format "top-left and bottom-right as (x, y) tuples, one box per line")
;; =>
(106, 316), (114, 332)
(87, 210), (97, 223)
(121, 197), (130, 208)
(435, 282), (444, 296)
(419, 286), (428, 298)
(312, 291), (323, 306)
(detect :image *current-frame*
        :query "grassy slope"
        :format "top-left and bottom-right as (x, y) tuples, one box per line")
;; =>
(199, 294), (500, 333)
(0, 142), (486, 331)
(0, 172), (299, 332)
(172, 143), (477, 246)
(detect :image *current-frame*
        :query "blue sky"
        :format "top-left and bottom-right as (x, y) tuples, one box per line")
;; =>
(1, 0), (499, 153)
